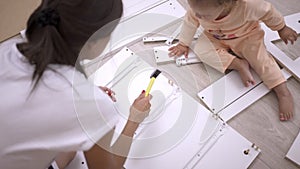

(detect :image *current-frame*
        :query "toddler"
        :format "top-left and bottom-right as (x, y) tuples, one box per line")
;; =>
(169, 0), (298, 121)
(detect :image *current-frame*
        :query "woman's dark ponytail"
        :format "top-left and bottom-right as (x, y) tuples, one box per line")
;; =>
(18, 5), (77, 90)
(17, 0), (123, 91)
(37, 8), (60, 27)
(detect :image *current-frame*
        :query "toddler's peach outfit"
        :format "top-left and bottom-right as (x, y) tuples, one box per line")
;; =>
(179, 0), (286, 89)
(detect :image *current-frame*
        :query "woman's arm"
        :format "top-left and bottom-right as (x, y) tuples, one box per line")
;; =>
(85, 91), (151, 169)
(84, 121), (138, 169)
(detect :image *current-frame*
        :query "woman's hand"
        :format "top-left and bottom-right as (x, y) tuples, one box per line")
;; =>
(129, 90), (152, 124)
(168, 43), (189, 58)
(99, 86), (116, 102)
(278, 25), (298, 45)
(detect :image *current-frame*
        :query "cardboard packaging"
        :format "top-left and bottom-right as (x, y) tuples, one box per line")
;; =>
(0, 0), (40, 42)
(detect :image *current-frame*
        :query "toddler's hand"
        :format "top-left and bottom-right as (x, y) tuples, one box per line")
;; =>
(278, 25), (298, 45)
(168, 43), (189, 58)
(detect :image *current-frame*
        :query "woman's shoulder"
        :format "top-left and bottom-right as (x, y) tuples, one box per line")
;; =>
(0, 37), (24, 51)
(0, 37), (26, 64)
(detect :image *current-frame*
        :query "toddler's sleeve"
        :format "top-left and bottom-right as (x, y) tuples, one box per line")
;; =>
(245, 0), (285, 31)
(178, 9), (200, 46)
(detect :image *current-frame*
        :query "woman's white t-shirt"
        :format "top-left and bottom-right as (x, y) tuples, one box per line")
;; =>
(0, 38), (119, 169)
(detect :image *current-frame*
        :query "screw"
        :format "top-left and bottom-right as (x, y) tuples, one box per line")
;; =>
(244, 149), (250, 155)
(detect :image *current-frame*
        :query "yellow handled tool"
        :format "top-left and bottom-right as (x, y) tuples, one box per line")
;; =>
(145, 69), (161, 96)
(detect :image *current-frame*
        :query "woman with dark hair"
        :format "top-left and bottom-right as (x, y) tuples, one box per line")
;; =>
(0, 0), (152, 168)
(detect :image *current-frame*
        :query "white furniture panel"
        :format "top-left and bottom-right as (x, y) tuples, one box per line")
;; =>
(122, 0), (165, 20)
(99, 0), (186, 57)
(82, 0), (187, 73)
(65, 152), (88, 169)
(262, 13), (300, 80)
(286, 131), (300, 166)
(197, 70), (261, 114)
(217, 69), (291, 122)
(90, 47), (260, 169)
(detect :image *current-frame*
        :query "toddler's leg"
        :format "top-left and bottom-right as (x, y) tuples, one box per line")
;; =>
(192, 33), (234, 72)
(273, 82), (294, 121)
(236, 29), (294, 121)
(192, 33), (254, 86)
(227, 57), (255, 87)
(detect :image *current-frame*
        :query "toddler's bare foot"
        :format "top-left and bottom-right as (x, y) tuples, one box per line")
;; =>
(228, 58), (255, 87)
(273, 83), (294, 121)
(237, 59), (256, 87)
